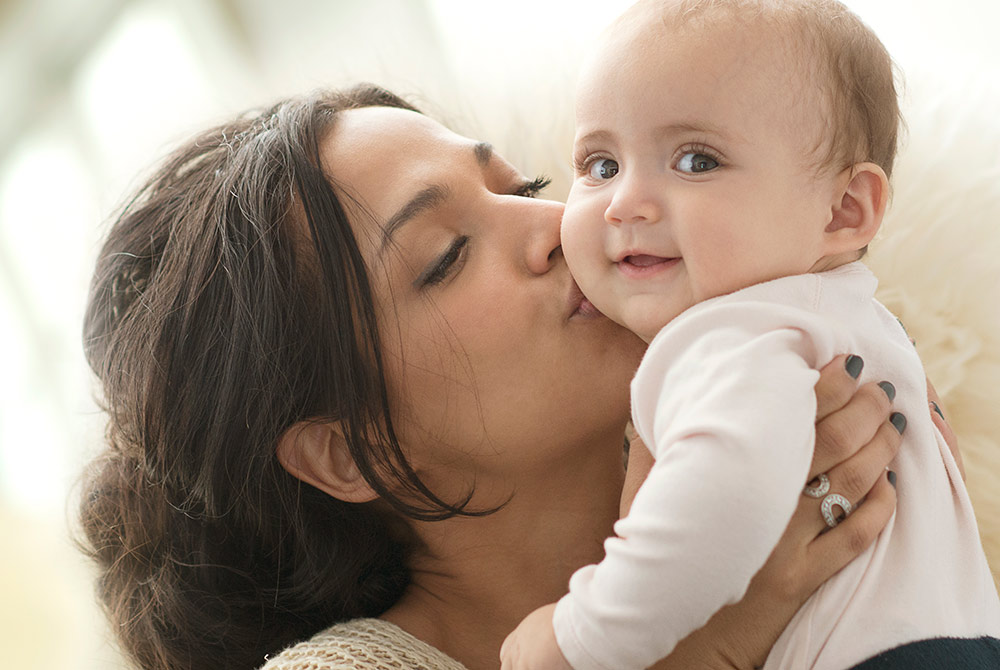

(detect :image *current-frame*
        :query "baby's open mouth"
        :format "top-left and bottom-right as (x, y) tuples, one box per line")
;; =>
(623, 254), (672, 267)
(617, 255), (680, 277)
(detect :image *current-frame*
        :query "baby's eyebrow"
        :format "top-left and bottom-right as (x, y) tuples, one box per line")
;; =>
(655, 121), (740, 143)
(574, 129), (614, 149)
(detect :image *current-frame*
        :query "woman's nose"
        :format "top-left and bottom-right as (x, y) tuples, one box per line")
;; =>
(522, 198), (565, 275)
(604, 172), (662, 226)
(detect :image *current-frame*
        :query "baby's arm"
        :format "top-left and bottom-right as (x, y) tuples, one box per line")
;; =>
(500, 604), (570, 670)
(554, 305), (839, 670)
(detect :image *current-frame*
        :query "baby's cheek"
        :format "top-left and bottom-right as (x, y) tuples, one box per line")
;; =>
(560, 196), (590, 245)
(683, 227), (753, 299)
(561, 208), (602, 271)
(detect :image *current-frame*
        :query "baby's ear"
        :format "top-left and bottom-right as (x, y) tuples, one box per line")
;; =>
(823, 162), (889, 254)
(277, 420), (378, 503)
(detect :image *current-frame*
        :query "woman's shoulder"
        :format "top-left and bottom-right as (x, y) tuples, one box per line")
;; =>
(260, 618), (469, 670)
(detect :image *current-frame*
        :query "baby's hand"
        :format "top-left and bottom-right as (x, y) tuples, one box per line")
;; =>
(500, 603), (573, 670)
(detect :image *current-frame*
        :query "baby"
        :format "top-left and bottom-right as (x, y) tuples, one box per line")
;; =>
(500, 1), (1000, 669)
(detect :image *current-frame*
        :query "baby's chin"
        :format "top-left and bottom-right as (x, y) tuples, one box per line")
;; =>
(575, 281), (680, 343)
(628, 320), (669, 345)
(604, 308), (672, 345)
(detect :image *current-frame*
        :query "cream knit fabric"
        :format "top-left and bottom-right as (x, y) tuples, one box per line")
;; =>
(260, 618), (469, 670)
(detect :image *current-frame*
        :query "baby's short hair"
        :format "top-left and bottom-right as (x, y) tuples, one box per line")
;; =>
(645, 0), (902, 179)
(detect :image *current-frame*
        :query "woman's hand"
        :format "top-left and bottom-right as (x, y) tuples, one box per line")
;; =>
(622, 355), (910, 670)
(926, 377), (963, 480)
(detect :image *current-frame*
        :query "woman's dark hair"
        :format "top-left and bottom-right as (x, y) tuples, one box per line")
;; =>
(79, 84), (478, 670)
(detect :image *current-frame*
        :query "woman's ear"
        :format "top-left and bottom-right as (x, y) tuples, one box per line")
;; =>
(277, 421), (378, 503)
(822, 162), (889, 255)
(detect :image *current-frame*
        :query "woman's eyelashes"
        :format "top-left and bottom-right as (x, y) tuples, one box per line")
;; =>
(514, 175), (552, 198)
(416, 235), (469, 288)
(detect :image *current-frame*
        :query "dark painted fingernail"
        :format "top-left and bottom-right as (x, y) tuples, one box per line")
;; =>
(931, 401), (944, 420)
(845, 355), (864, 379)
(887, 470), (897, 488)
(890, 412), (907, 434)
(878, 381), (896, 401)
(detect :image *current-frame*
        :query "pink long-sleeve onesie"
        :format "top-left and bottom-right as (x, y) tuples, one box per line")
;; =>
(553, 262), (1000, 670)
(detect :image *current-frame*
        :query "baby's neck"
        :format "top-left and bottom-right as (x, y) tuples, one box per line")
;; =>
(809, 250), (864, 274)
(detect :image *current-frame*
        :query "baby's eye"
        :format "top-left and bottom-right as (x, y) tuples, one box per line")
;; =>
(588, 158), (620, 180)
(676, 152), (719, 174)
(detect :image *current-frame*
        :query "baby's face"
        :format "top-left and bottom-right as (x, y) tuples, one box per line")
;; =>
(563, 14), (840, 341)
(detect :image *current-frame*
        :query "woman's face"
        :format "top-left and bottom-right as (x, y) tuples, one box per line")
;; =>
(321, 107), (645, 503)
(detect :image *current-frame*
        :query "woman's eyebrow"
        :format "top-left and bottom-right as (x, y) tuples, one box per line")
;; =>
(473, 141), (493, 167)
(379, 184), (452, 255)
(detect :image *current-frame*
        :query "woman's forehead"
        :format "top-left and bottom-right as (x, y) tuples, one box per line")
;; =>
(320, 106), (474, 218)
(324, 107), (464, 175)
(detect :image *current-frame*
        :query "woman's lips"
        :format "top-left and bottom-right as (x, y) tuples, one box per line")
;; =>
(567, 280), (604, 319)
(575, 295), (602, 318)
(616, 254), (680, 279)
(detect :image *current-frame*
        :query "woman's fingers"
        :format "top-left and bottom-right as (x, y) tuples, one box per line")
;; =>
(815, 355), (864, 422)
(811, 381), (894, 478)
(925, 377), (964, 480)
(805, 416), (904, 535)
(785, 413), (902, 547)
(806, 472), (897, 583)
(780, 405), (902, 555)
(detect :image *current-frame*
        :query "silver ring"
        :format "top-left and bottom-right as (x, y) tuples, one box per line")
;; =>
(821, 493), (853, 528)
(803, 473), (830, 498)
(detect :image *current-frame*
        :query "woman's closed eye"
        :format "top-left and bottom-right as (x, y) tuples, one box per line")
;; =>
(413, 175), (547, 289)
(417, 235), (469, 288)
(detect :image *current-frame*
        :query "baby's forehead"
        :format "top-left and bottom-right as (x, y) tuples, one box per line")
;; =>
(625, 5), (823, 98)
(612, 0), (820, 63)
(599, 6), (818, 97)
(582, 2), (833, 159)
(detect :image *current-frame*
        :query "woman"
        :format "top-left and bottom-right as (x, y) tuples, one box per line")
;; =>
(79, 85), (941, 670)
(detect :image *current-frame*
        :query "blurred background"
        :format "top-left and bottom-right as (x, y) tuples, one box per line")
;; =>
(1, 1), (997, 668)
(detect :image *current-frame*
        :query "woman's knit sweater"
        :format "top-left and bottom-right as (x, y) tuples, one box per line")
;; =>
(261, 618), (468, 670)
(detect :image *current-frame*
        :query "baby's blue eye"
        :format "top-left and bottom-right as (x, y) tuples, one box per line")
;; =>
(588, 158), (619, 180)
(677, 153), (719, 173)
